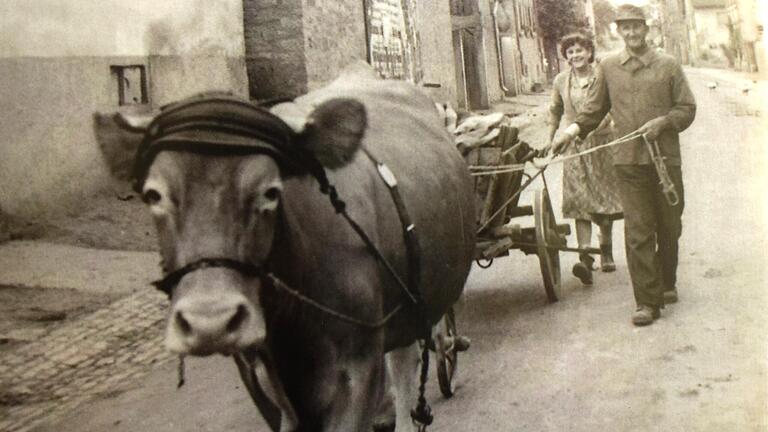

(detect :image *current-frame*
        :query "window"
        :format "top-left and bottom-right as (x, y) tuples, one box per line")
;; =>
(111, 65), (148, 106)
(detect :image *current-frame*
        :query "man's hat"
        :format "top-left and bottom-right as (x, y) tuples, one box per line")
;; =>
(614, 4), (647, 23)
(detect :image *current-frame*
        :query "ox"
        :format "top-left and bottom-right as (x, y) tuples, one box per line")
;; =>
(94, 64), (475, 431)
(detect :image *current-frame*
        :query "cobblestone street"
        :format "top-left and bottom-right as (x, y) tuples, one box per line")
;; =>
(0, 242), (167, 432)
(0, 288), (171, 432)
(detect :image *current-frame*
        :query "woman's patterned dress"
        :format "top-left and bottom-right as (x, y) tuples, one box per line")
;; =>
(550, 66), (623, 222)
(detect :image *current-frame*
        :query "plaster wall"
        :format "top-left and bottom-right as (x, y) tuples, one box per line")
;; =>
(414, 0), (458, 105)
(481, 0), (504, 104)
(0, 1), (248, 217)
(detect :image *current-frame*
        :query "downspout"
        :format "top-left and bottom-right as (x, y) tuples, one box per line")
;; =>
(457, 33), (470, 109)
(362, 0), (372, 64)
(511, 0), (526, 92)
(492, 0), (512, 94)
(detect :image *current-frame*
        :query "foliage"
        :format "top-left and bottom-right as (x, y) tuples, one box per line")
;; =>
(592, 0), (616, 37)
(535, 0), (588, 41)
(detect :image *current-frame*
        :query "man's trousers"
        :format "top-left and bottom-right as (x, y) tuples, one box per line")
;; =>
(614, 164), (685, 308)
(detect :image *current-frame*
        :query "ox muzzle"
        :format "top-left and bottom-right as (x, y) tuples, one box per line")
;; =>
(155, 258), (267, 356)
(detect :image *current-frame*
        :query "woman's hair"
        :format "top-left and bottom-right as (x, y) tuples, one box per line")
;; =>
(559, 32), (595, 63)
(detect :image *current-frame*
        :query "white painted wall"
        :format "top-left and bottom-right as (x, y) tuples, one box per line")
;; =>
(0, 1), (248, 218)
(693, 9), (730, 48)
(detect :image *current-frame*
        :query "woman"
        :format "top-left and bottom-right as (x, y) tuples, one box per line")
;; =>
(547, 32), (623, 285)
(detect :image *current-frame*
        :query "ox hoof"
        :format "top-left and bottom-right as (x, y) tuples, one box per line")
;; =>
(454, 335), (471, 352)
(372, 419), (395, 432)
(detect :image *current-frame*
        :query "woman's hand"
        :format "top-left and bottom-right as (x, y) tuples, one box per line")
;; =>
(549, 123), (581, 155)
(537, 137), (554, 157)
(549, 133), (574, 156)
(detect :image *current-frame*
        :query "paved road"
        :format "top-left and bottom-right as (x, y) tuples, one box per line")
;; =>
(4, 67), (766, 432)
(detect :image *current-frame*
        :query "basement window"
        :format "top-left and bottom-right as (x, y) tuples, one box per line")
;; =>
(111, 65), (148, 105)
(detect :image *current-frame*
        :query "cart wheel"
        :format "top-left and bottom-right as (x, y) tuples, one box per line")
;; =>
(436, 307), (458, 398)
(533, 189), (563, 303)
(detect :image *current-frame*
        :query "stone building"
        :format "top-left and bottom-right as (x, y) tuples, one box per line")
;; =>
(726, 0), (764, 73)
(242, 0), (458, 106)
(580, 0), (597, 33)
(684, 0), (764, 72)
(0, 0), (248, 218)
(489, 0), (547, 96)
(655, 0), (694, 64)
(0, 0), (553, 223)
(689, 0), (732, 65)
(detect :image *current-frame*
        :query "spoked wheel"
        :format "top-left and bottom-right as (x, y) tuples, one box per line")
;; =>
(435, 306), (459, 398)
(533, 188), (564, 303)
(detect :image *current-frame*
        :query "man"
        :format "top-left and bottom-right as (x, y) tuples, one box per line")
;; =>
(550, 4), (696, 326)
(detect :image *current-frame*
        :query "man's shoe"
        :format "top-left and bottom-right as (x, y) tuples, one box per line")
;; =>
(632, 305), (660, 326)
(663, 289), (678, 304)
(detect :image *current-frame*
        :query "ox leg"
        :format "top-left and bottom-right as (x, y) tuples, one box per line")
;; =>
(372, 377), (396, 432)
(385, 343), (421, 432)
(322, 355), (385, 432)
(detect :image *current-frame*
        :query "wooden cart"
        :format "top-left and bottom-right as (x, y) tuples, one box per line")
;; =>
(434, 125), (600, 398)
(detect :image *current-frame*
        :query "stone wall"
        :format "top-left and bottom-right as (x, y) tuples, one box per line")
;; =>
(242, 0), (308, 99)
(303, 0), (367, 91)
(242, 0), (457, 105)
(242, 0), (367, 98)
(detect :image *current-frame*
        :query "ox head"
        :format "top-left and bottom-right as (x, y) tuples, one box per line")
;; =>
(94, 93), (366, 356)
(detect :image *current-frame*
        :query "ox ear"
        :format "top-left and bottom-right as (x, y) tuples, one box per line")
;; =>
(92, 112), (153, 181)
(299, 98), (366, 169)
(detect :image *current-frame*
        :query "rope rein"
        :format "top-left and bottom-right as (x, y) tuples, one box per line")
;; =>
(265, 274), (404, 329)
(468, 130), (644, 177)
(475, 167), (548, 234)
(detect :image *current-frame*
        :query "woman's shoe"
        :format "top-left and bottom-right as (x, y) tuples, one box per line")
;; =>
(600, 243), (616, 273)
(572, 263), (593, 285)
(573, 253), (594, 285)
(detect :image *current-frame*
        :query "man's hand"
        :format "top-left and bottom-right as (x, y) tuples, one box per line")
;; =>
(638, 116), (668, 141)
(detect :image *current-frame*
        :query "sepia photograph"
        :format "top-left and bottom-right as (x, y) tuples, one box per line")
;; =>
(0, 0), (766, 431)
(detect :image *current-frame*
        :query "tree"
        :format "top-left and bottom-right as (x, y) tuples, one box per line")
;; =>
(535, 0), (589, 80)
(592, 0), (618, 48)
(535, 0), (587, 42)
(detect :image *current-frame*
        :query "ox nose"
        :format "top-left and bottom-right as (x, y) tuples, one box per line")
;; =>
(166, 293), (265, 355)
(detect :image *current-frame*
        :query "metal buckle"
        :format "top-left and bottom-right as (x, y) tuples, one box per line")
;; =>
(642, 134), (679, 206)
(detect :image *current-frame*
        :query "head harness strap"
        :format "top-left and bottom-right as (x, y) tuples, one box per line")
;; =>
(153, 258), (264, 297)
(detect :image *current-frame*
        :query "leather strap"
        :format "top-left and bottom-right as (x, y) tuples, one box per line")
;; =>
(362, 148), (423, 311)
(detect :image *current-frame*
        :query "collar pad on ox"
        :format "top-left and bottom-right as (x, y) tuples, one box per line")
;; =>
(131, 92), (302, 192)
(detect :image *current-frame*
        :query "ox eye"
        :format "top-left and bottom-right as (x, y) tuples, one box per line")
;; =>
(264, 186), (281, 202)
(142, 188), (162, 205)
